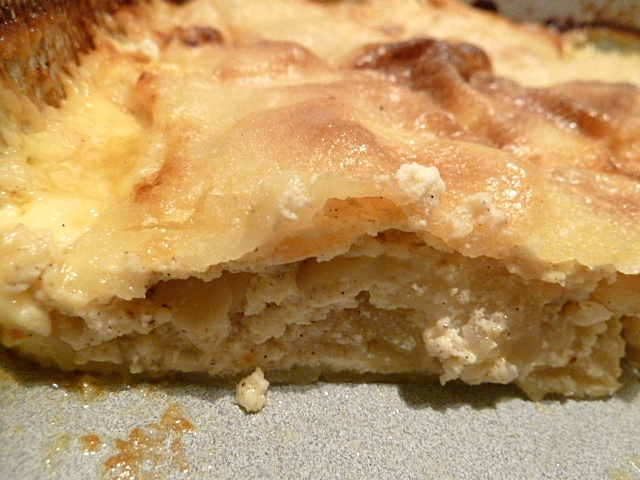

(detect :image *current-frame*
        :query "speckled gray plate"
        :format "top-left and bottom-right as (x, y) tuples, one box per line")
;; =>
(1, 351), (639, 480)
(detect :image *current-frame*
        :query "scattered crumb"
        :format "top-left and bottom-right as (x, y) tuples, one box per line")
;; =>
(236, 367), (269, 413)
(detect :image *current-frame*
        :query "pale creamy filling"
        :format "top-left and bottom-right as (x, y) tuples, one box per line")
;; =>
(6, 231), (635, 398)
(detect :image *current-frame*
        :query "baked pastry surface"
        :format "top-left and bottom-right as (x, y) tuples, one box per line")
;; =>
(2, 0), (640, 398)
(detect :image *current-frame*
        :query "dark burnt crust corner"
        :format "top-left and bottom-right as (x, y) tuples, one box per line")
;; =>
(0, 0), (135, 107)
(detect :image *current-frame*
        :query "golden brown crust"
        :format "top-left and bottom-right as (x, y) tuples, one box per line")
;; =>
(0, 0), (133, 105)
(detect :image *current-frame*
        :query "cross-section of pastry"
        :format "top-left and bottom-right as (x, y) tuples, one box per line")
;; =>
(1, 0), (640, 399)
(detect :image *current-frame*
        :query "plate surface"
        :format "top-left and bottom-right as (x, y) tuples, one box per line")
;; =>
(1, 353), (639, 479)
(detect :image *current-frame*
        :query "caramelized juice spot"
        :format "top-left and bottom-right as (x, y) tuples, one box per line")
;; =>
(79, 434), (102, 454)
(44, 432), (72, 468)
(162, 404), (195, 433)
(74, 374), (104, 402)
(103, 403), (195, 480)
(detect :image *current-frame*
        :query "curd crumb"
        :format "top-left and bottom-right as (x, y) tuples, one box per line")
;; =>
(236, 367), (269, 412)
